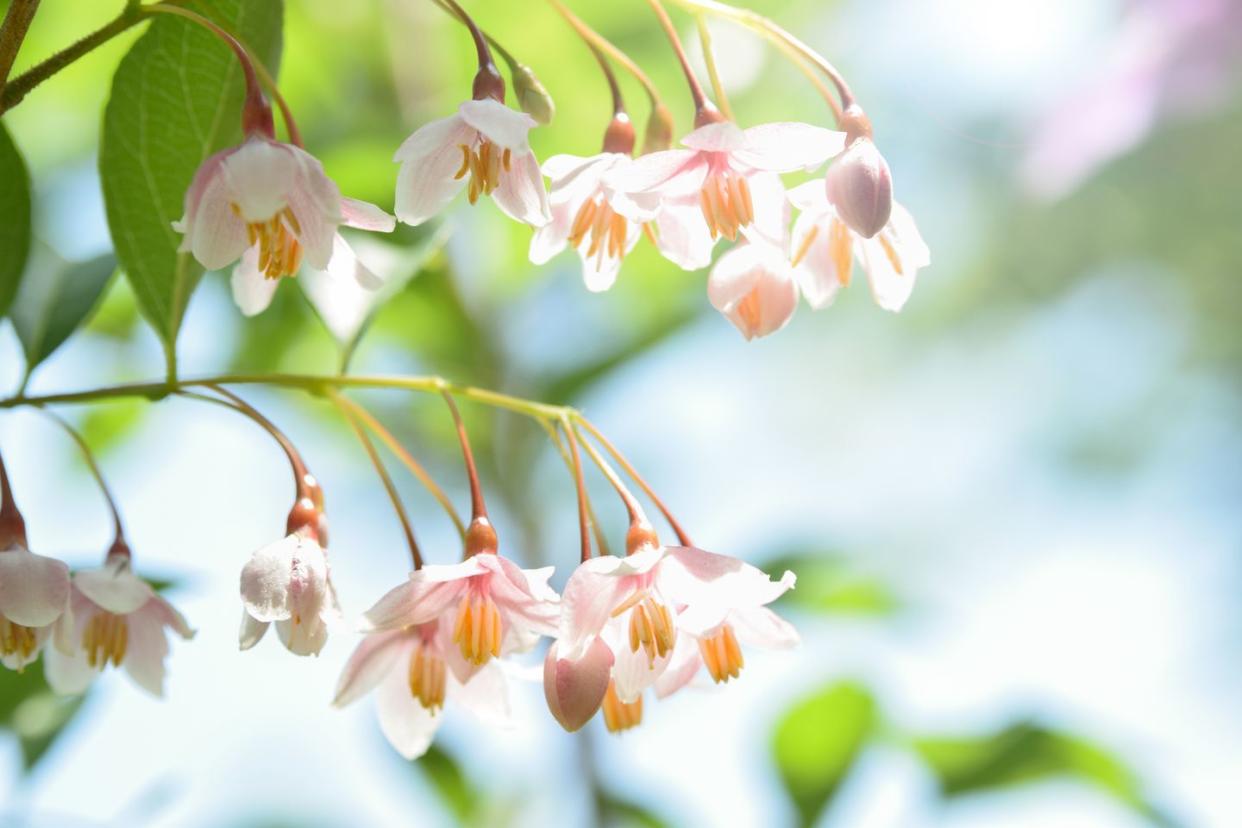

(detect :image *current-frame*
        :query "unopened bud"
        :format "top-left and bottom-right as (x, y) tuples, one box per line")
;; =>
(512, 62), (555, 125)
(825, 136), (892, 239)
(602, 112), (635, 155)
(544, 638), (613, 732)
(464, 516), (498, 556)
(641, 103), (676, 154)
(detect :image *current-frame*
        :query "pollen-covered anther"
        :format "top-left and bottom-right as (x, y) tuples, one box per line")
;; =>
(82, 611), (128, 670)
(698, 624), (744, 683)
(698, 170), (754, 242)
(407, 644), (447, 711)
(452, 592), (503, 666)
(233, 203), (303, 279)
(567, 197), (629, 268)
(455, 140), (511, 205)
(790, 219), (854, 287)
(0, 616), (38, 659)
(601, 680), (643, 733)
(613, 592), (674, 667)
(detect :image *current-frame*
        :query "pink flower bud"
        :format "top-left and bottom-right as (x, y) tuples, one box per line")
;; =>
(825, 137), (893, 239)
(544, 637), (613, 732)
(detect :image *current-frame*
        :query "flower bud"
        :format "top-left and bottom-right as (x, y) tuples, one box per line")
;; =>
(642, 104), (676, 154)
(544, 638), (613, 732)
(824, 136), (893, 239)
(511, 62), (555, 125)
(602, 112), (636, 156)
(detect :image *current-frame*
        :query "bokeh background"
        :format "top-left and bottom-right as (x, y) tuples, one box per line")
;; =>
(1, 0), (1240, 826)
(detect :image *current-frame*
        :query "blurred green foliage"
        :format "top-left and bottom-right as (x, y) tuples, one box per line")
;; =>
(0, 660), (85, 772)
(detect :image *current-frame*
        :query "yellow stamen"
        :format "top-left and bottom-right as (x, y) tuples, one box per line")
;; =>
(453, 145), (471, 180)
(231, 201), (303, 279)
(698, 170), (755, 241)
(502, 147), (512, 172)
(619, 594), (675, 667)
(452, 592), (503, 666)
(698, 624), (745, 683)
(457, 137), (513, 205)
(830, 219), (854, 286)
(790, 224), (819, 269)
(0, 616), (38, 660)
(601, 680), (643, 733)
(82, 611), (129, 671)
(878, 234), (904, 275)
(407, 644), (447, 711)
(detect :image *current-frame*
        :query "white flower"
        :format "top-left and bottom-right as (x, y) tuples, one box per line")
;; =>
(0, 543), (72, 672)
(239, 531), (340, 656)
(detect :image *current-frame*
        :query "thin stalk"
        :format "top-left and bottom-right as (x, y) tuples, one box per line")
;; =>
(574, 415), (692, 547)
(0, 446), (27, 545)
(545, 0), (664, 110)
(331, 392), (466, 540)
(430, 0), (515, 71)
(571, 424), (644, 525)
(694, 14), (733, 121)
(441, 391), (487, 522)
(644, 0), (716, 123)
(329, 391), (423, 570)
(538, 418), (610, 558)
(41, 410), (125, 542)
(560, 417), (592, 563)
(0, 0), (41, 100)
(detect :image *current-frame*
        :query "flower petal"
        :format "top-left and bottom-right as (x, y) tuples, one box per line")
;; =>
(786, 179), (830, 213)
(221, 138), (300, 222)
(458, 99), (536, 152)
(230, 246), (281, 317)
(340, 197), (396, 232)
(123, 602), (172, 697)
(239, 534), (327, 623)
(73, 561), (153, 615)
(860, 204), (928, 313)
(239, 611), (268, 651)
(733, 122), (846, 172)
(275, 614), (329, 656)
(452, 661), (512, 727)
(184, 169), (250, 270)
(375, 656), (442, 760)
(529, 200), (572, 265)
(707, 242), (800, 340)
(791, 212), (846, 310)
(661, 546), (796, 609)
(731, 605), (800, 649)
(492, 151), (552, 227)
(360, 560), (484, 631)
(0, 547), (69, 627)
(607, 149), (705, 195)
(43, 646), (95, 696)
(543, 638), (613, 731)
(285, 146), (343, 270)
(653, 632), (702, 699)
(333, 629), (410, 707)
(393, 117), (475, 226)
(606, 620), (672, 703)
(653, 200), (715, 270)
(681, 121), (747, 152)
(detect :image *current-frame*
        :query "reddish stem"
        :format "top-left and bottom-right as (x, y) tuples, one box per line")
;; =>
(645, 0), (721, 127)
(441, 391), (487, 522)
(0, 447), (27, 548)
(562, 421), (592, 563)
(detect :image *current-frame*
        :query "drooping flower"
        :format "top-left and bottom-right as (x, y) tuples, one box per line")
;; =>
(44, 549), (193, 697)
(335, 545), (557, 758)
(239, 527), (340, 656)
(529, 152), (659, 292)
(333, 617), (511, 760)
(608, 120), (845, 268)
(0, 543), (72, 672)
(824, 136), (893, 239)
(394, 98), (551, 227)
(787, 180), (929, 312)
(652, 546), (797, 699)
(707, 238), (800, 341)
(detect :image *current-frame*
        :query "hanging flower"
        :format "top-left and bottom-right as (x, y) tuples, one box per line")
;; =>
(652, 546), (797, 699)
(707, 238), (800, 341)
(44, 550), (193, 697)
(239, 527), (340, 656)
(608, 120), (844, 268)
(333, 617), (512, 760)
(0, 543), (72, 672)
(787, 180), (929, 312)
(394, 98), (551, 228)
(529, 152), (659, 292)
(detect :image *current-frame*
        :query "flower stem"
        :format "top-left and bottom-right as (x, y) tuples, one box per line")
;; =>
(0, 446), (27, 547)
(0, 0), (41, 103)
(644, 0), (718, 126)
(574, 416), (692, 547)
(329, 390), (423, 570)
(329, 392), (466, 540)
(694, 13), (734, 121)
(40, 410), (126, 543)
(572, 424), (644, 526)
(538, 418), (611, 558)
(440, 391), (487, 522)
(438, 0), (504, 101)
(560, 416), (592, 563)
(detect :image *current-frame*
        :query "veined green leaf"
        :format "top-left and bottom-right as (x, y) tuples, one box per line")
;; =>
(11, 249), (117, 373)
(99, 0), (283, 356)
(773, 681), (877, 827)
(0, 121), (32, 318)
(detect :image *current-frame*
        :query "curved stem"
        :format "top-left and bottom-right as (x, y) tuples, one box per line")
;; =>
(441, 391), (486, 522)
(0, 0), (41, 101)
(430, 0), (514, 70)
(329, 391), (423, 570)
(560, 417), (592, 563)
(574, 415), (692, 547)
(0, 446), (26, 545)
(330, 392), (466, 540)
(694, 13), (733, 121)
(644, 0), (715, 122)
(538, 419), (611, 558)
(546, 0), (663, 110)
(438, 0), (496, 74)
(41, 410), (125, 543)
(572, 424), (643, 525)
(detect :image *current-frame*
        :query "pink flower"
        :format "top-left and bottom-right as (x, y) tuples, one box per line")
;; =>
(335, 549), (555, 758)
(44, 553), (194, 697)
(0, 543), (72, 672)
(394, 98), (551, 227)
(608, 120), (845, 268)
(333, 618), (511, 760)
(707, 239), (800, 341)
(652, 546), (797, 699)
(239, 529), (340, 656)
(788, 180), (929, 312)
(529, 153), (659, 292)
(230, 198), (395, 317)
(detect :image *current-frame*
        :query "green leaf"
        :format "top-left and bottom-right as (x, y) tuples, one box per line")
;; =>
(99, 0), (284, 357)
(773, 681), (877, 827)
(11, 251), (117, 373)
(0, 659), (88, 772)
(912, 722), (1179, 826)
(418, 744), (480, 823)
(596, 793), (671, 828)
(0, 121), (32, 318)
(765, 552), (899, 617)
(76, 398), (149, 457)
